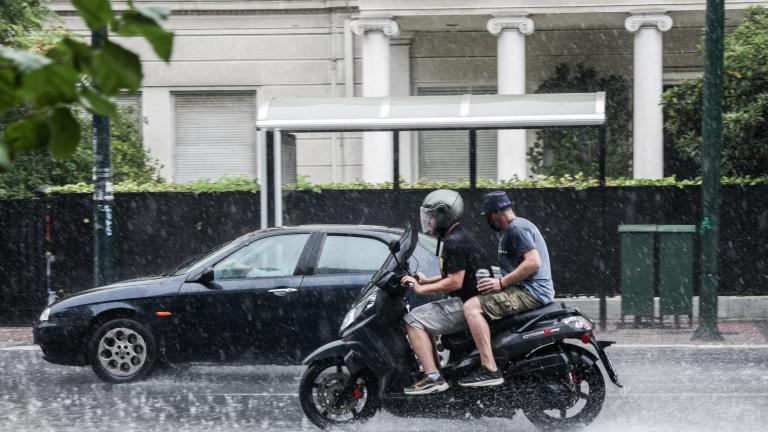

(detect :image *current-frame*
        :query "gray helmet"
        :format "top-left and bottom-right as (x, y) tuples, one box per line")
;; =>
(420, 189), (464, 235)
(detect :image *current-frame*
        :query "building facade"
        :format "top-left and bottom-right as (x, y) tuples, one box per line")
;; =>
(51, 0), (764, 183)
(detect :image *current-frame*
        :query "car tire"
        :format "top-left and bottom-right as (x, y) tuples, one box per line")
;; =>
(88, 318), (158, 383)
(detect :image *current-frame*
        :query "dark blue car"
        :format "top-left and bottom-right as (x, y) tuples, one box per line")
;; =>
(34, 225), (440, 383)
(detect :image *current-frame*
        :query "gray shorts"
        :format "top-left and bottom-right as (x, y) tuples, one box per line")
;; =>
(404, 297), (468, 335)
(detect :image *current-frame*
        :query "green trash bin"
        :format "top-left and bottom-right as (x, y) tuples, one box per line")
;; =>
(658, 225), (696, 325)
(618, 225), (657, 322)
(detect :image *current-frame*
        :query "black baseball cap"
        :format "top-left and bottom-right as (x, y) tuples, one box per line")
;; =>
(481, 191), (513, 215)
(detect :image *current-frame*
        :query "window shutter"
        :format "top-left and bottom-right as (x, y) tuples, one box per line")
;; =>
(174, 92), (257, 183)
(417, 87), (497, 181)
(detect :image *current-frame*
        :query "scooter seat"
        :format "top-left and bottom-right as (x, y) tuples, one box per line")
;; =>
(441, 302), (563, 353)
(489, 302), (564, 334)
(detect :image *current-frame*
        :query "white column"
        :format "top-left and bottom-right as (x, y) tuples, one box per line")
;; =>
(488, 16), (534, 181)
(350, 17), (400, 184)
(625, 14), (673, 179)
(140, 88), (174, 181)
(390, 34), (413, 183)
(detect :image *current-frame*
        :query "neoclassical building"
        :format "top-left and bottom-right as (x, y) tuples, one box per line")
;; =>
(51, 0), (764, 183)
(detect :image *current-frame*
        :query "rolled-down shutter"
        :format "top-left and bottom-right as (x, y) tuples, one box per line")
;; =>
(174, 92), (257, 183)
(417, 87), (497, 181)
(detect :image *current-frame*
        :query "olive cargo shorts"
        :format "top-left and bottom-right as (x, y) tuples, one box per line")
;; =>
(478, 286), (542, 320)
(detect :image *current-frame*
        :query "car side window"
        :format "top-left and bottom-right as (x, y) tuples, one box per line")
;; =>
(315, 235), (390, 275)
(213, 234), (309, 279)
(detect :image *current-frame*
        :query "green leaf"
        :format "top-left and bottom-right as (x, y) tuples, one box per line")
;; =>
(0, 69), (19, 113)
(114, 10), (174, 61)
(71, 0), (113, 32)
(48, 107), (82, 159)
(133, 4), (171, 22)
(92, 41), (143, 93)
(4, 115), (52, 152)
(0, 46), (52, 72)
(0, 137), (10, 171)
(21, 62), (80, 106)
(78, 86), (117, 116)
(62, 37), (95, 71)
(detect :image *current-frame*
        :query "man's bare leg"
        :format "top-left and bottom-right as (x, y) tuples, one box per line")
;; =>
(406, 323), (438, 372)
(463, 296), (498, 372)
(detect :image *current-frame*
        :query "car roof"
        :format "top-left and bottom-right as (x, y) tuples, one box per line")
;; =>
(257, 224), (404, 236)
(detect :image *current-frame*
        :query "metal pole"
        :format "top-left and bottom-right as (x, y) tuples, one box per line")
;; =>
(393, 130), (400, 190)
(258, 129), (268, 229)
(598, 126), (607, 330)
(469, 129), (477, 189)
(274, 129), (283, 227)
(693, 0), (724, 340)
(92, 26), (114, 287)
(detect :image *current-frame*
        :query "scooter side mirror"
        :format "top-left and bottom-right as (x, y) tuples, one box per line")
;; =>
(389, 240), (401, 254)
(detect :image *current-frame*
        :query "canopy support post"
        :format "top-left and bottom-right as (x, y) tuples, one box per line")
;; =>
(274, 129), (283, 227)
(598, 125), (608, 330)
(258, 129), (268, 229)
(469, 129), (477, 189)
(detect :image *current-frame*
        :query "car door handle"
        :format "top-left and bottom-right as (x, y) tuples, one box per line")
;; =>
(268, 288), (297, 297)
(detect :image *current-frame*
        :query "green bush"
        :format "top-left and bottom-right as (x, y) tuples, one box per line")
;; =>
(530, 63), (632, 177)
(43, 174), (768, 195)
(0, 105), (161, 198)
(663, 6), (768, 176)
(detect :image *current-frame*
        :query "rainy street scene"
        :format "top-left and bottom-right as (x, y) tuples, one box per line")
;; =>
(1, 0), (767, 431)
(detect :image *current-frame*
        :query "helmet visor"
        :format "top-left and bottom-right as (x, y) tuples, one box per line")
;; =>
(420, 207), (437, 234)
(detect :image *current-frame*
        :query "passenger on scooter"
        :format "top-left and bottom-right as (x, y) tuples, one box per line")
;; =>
(459, 191), (556, 387)
(399, 189), (492, 395)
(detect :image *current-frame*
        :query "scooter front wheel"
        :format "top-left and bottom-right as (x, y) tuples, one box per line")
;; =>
(299, 358), (380, 430)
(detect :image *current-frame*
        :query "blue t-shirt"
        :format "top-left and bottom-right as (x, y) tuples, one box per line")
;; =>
(498, 217), (555, 304)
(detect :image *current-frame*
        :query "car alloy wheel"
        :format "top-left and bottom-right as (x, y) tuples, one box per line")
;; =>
(97, 327), (148, 377)
(88, 319), (157, 383)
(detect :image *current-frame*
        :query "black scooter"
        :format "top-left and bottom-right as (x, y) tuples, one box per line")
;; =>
(299, 226), (622, 430)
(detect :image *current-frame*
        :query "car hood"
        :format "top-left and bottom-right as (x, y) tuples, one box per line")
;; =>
(52, 275), (186, 310)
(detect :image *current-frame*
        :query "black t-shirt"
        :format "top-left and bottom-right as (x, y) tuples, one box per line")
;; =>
(440, 225), (493, 302)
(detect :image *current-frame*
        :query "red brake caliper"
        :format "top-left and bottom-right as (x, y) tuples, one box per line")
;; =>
(351, 384), (364, 400)
(571, 371), (582, 385)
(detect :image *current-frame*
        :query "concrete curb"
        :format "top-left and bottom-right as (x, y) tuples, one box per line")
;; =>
(558, 296), (768, 322)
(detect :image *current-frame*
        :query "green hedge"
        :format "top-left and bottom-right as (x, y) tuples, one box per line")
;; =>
(41, 174), (768, 195)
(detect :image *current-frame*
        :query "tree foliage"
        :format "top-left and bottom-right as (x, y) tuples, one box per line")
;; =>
(528, 63), (632, 177)
(663, 6), (768, 176)
(0, 0), (173, 170)
(0, 105), (161, 198)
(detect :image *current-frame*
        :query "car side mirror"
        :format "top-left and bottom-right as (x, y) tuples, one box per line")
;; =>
(197, 267), (214, 283)
(389, 240), (401, 254)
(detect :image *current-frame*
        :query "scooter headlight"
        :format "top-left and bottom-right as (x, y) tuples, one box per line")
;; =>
(341, 308), (358, 331)
(340, 293), (377, 332)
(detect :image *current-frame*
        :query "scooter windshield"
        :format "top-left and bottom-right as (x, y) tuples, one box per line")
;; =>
(353, 225), (417, 303)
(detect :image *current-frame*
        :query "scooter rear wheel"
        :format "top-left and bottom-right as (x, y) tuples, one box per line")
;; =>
(522, 345), (606, 430)
(299, 358), (380, 430)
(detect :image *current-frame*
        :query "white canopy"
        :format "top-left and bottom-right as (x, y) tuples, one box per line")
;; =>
(256, 92), (606, 132)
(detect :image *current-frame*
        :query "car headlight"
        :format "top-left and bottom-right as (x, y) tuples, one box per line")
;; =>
(39, 307), (51, 322)
(562, 315), (592, 331)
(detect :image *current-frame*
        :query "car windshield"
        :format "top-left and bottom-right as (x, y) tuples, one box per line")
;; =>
(171, 232), (254, 276)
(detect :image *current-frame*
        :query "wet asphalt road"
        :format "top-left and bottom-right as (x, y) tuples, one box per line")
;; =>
(1, 345), (767, 432)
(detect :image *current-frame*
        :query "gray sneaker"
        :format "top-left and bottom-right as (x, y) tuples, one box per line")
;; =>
(404, 374), (449, 395)
(458, 366), (504, 387)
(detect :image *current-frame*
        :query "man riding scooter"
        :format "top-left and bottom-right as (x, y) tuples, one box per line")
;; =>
(400, 189), (493, 394)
